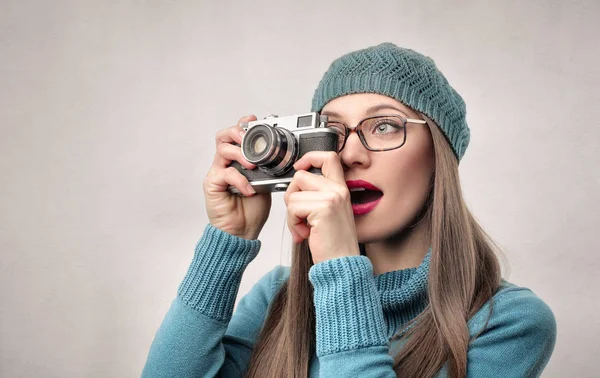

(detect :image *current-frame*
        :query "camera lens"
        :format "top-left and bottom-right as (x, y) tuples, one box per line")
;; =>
(249, 134), (268, 155)
(241, 124), (297, 176)
(242, 125), (274, 164)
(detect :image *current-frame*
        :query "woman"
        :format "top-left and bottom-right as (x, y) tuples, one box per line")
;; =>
(142, 43), (557, 377)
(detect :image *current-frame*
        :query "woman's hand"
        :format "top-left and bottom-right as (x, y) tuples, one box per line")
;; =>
(284, 151), (360, 264)
(203, 115), (272, 240)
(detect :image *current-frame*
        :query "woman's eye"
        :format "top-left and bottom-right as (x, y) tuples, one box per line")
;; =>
(373, 122), (401, 134)
(328, 124), (345, 135)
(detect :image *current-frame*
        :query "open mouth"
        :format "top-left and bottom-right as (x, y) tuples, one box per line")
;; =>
(349, 188), (384, 204)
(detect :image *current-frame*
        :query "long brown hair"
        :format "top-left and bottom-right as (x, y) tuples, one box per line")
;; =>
(244, 115), (509, 378)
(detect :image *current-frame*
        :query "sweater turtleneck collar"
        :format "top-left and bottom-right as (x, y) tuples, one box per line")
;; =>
(365, 247), (432, 339)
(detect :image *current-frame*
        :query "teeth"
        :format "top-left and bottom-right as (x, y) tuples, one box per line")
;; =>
(349, 187), (366, 192)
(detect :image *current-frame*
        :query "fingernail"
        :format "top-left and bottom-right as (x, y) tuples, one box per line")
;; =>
(246, 184), (255, 194)
(239, 131), (245, 139)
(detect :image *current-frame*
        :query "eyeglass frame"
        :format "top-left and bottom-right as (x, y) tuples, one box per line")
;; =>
(325, 114), (428, 152)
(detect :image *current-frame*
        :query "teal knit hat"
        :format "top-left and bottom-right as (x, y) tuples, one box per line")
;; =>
(311, 42), (470, 162)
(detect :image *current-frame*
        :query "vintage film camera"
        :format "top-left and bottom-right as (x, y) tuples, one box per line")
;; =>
(227, 112), (339, 195)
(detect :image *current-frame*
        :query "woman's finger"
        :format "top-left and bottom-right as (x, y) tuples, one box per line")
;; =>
(284, 170), (346, 205)
(205, 166), (256, 196)
(287, 213), (310, 243)
(286, 195), (313, 242)
(293, 151), (345, 184)
(284, 189), (331, 206)
(215, 125), (243, 147)
(286, 191), (340, 218)
(214, 142), (257, 170)
(289, 225), (309, 243)
(214, 115), (257, 147)
(285, 191), (320, 243)
(286, 191), (338, 239)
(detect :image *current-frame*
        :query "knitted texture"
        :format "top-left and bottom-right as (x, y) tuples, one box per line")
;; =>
(311, 42), (470, 162)
(308, 255), (389, 356)
(143, 225), (558, 377)
(375, 247), (431, 339)
(308, 249), (432, 357)
(177, 223), (261, 322)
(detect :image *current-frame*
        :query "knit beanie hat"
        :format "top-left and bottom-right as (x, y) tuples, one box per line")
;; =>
(311, 42), (470, 162)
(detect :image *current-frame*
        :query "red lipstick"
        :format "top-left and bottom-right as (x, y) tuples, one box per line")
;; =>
(345, 180), (383, 215)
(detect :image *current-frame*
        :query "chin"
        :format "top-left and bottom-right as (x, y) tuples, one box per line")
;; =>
(355, 221), (399, 245)
(355, 208), (413, 245)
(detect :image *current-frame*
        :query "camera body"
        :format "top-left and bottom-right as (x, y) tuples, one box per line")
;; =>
(228, 112), (339, 195)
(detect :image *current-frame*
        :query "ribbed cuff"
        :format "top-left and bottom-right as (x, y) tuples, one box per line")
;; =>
(177, 223), (261, 322)
(308, 256), (388, 357)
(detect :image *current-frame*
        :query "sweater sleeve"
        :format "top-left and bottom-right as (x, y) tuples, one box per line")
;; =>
(464, 285), (557, 378)
(141, 223), (282, 378)
(308, 255), (397, 377)
(307, 255), (557, 378)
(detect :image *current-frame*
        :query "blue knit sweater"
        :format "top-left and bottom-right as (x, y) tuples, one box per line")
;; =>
(141, 224), (557, 377)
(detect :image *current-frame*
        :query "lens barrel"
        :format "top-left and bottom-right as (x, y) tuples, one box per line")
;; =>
(241, 124), (297, 176)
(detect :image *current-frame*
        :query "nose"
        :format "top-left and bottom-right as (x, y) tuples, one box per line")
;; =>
(339, 130), (371, 170)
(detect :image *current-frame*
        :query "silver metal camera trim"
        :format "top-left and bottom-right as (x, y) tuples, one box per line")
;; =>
(243, 124), (279, 165)
(229, 177), (294, 195)
(239, 112), (328, 133)
(228, 112), (336, 195)
(242, 126), (299, 176)
(240, 112), (332, 177)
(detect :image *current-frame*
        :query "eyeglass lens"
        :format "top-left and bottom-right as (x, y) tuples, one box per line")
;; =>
(327, 116), (406, 151)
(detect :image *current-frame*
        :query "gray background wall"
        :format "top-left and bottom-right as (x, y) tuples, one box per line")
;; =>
(1, 1), (598, 377)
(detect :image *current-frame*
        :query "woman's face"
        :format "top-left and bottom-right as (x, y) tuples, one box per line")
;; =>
(321, 93), (435, 244)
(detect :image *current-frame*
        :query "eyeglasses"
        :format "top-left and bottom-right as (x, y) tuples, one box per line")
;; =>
(325, 114), (427, 152)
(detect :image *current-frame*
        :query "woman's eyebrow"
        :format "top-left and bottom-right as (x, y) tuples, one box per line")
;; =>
(321, 110), (341, 118)
(365, 104), (409, 117)
(321, 104), (410, 120)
